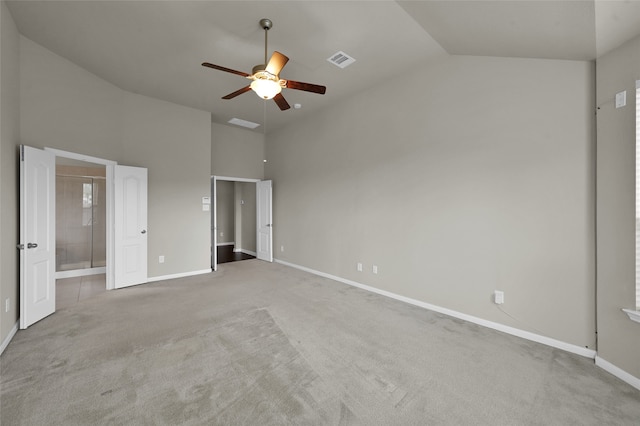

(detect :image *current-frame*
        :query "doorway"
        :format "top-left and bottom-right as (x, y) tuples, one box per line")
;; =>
(46, 148), (117, 291)
(21, 146), (148, 328)
(212, 176), (260, 270)
(54, 157), (108, 306)
(55, 158), (106, 277)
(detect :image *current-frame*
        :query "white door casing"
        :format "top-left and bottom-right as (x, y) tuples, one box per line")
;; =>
(19, 146), (56, 329)
(256, 180), (273, 262)
(114, 165), (148, 288)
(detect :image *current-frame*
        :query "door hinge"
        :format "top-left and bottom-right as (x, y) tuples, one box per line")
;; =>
(16, 244), (24, 250)
(20, 145), (24, 162)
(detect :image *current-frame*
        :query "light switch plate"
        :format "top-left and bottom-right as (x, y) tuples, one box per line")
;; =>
(616, 91), (626, 108)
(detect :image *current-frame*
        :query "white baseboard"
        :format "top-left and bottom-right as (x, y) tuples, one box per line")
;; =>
(0, 321), (19, 356)
(275, 259), (596, 359)
(595, 356), (640, 391)
(233, 248), (257, 256)
(217, 242), (234, 247)
(147, 269), (212, 283)
(55, 267), (107, 279)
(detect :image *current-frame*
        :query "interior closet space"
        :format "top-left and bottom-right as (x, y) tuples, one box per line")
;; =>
(213, 179), (257, 266)
(55, 160), (107, 277)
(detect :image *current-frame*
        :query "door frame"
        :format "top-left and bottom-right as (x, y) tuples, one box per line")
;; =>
(45, 148), (117, 290)
(212, 176), (260, 271)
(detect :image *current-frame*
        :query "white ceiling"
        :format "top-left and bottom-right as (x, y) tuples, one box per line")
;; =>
(7, 1), (640, 134)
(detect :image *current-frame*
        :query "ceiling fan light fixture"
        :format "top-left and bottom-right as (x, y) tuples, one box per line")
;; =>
(250, 73), (282, 99)
(202, 18), (326, 110)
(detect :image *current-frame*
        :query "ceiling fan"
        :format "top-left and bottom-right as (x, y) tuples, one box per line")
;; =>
(202, 18), (326, 111)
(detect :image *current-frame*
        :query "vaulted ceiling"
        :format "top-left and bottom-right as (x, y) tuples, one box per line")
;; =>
(7, 1), (640, 133)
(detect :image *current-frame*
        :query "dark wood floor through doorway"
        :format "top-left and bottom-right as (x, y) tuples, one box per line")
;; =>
(217, 245), (256, 264)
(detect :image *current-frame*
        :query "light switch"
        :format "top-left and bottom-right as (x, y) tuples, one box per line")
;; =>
(616, 91), (626, 108)
(202, 196), (211, 204)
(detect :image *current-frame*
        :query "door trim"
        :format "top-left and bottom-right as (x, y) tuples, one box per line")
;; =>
(45, 148), (117, 290)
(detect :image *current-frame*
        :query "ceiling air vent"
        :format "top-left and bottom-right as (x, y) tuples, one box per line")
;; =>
(327, 51), (356, 69)
(228, 118), (260, 129)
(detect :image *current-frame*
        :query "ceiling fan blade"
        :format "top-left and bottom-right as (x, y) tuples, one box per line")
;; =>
(273, 93), (291, 111)
(265, 51), (289, 76)
(284, 80), (326, 95)
(222, 86), (252, 99)
(202, 62), (250, 78)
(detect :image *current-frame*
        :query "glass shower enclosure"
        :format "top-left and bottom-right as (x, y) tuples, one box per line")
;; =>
(56, 168), (106, 272)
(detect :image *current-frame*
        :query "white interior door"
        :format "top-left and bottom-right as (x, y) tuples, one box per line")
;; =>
(212, 177), (217, 271)
(19, 146), (56, 329)
(114, 165), (148, 288)
(256, 180), (273, 262)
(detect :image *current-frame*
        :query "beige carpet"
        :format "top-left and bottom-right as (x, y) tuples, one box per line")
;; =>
(1, 260), (639, 425)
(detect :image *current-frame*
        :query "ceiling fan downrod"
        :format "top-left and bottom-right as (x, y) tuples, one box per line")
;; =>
(259, 18), (273, 66)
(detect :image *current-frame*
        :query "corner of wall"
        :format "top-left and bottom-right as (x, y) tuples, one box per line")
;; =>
(0, 0), (21, 349)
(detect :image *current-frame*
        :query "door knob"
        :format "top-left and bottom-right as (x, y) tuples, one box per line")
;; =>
(141, 230), (147, 234)
(27, 243), (38, 249)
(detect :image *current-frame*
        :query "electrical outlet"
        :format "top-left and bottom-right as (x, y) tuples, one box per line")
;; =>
(357, 262), (363, 272)
(159, 255), (165, 264)
(280, 245), (284, 252)
(372, 265), (378, 274)
(5, 298), (9, 313)
(494, 290), (504, 305)
(220, 232), (224, 237)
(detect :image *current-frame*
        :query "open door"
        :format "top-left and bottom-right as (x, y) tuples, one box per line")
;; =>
(212, 177), (217, 271)
(114, 165), (148, 288)
(256, 180), (273, 262)
(19, 146), (56, 329)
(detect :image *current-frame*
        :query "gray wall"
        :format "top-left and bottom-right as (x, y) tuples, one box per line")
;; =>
(211, 122), (264, 180)
(210, 122), (262, 257)
(19, 35), (211, 280)
(266, 55), (596, 349)
(19, 37), (123, 159)
(121, 92), (211, 277)
(0, 1), (20, 342)
(216, 180), (235, 244)
(596, 34), (640, 378)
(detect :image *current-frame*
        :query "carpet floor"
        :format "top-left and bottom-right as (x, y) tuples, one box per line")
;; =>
(1, 260), (639, 425)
